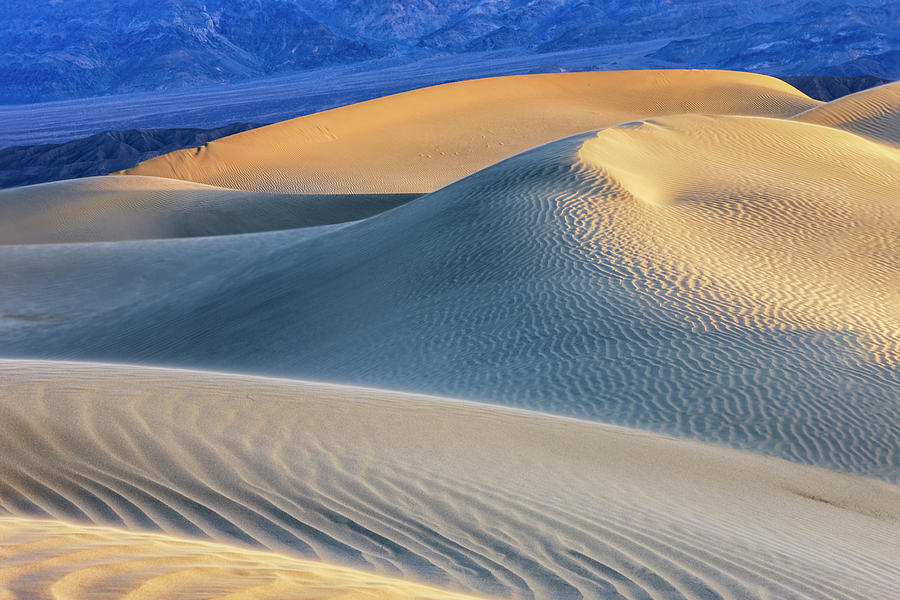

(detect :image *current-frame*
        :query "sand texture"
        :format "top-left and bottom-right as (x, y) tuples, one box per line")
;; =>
(1, 360), (899, 600)
(1, 69), (898, 599)
(118, 70), (819, 193)
(792, 81), (900, 145)
(0, 518), (487, 600)
(1, 89), (897, 481)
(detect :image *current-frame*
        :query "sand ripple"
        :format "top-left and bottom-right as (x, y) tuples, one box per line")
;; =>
(0, 517), (485, 599)
(1, 361), (899, 600)
(792, 81), (900, 146)
(0, 109), (897, 483)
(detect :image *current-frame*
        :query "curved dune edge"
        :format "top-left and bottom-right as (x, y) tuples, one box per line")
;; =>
(0, 175), (417, 244)
(1, 360), (899, 600)
(0, 518), (486, 600)
(576, 114), (900, 364)
(792, 81), (900, 145)
(118, 70), (819, 193)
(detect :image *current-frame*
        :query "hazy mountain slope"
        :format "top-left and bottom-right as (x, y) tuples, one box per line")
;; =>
(1, 0), (894, 103)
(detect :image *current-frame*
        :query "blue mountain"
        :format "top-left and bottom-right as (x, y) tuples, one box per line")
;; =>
(0, 0), (896, 103)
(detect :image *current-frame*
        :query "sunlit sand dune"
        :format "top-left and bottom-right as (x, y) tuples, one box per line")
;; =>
(0, 175), (415, 244)
(1, 360), (898, 600)
(2, 110), (897, 481)
(792, 81), (900, 145)
(0, 518), (485, 600)
(119, 70), (819, 193)
(577, 113), (900, 364)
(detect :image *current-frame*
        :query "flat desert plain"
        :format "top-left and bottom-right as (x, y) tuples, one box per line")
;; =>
(0, 70), (898, 599)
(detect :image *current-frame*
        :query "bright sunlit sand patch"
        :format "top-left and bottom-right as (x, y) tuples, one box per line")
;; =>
(576, 114), (900, 363)
(1, 360), (898, 600)
(118, 70), (819, 194)
(792, 81), (900, 146)
(0, 518), (486, 600)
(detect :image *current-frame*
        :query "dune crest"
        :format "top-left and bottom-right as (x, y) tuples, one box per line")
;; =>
(0, 175), (416, 244)
(1, 104), (898, 481)
(792, 81), (900, 145)
(1, 360), (899, 600)
(118, 70), (819, 194)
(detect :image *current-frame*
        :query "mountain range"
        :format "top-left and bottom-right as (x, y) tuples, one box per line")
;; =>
(1, 0), (896, 104)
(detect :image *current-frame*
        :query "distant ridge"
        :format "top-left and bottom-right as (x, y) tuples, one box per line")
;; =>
(1, 0), (894, 104)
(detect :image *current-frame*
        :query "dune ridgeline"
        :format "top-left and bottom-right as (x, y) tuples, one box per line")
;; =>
(0, 70), (898, 599)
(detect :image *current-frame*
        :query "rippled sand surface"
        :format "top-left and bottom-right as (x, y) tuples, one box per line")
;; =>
(2, 361), (899, 600)
(0, 72), (897, 599)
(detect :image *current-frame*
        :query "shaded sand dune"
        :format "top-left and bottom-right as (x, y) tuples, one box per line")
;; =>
(2, 112), (898, 481)
(0, 175), (415, 244)
(1, 361), (899, 600)
(119, 70), (819, 193)
(0, 519), (484, 600)
(792, 81), (900, 145)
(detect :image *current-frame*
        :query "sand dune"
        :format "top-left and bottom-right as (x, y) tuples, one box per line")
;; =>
(1, 69), (897, 600)
(118, 70), (819, 193)
(2, 108), (897, 480)
(0, 518), (485, 600)
(0, 175), (415, 244)
(1, 360), (898, 600)
(578, 113), (900, 365)
(792, 81), (900, 145)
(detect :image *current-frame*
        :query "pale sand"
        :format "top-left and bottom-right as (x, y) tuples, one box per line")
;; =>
(0, 518), (485, 600)
(0, 360), (898, 600)
(118, 70), (820, 193)
(1, 103), (896, 481)
(792, 81), (900, 146)
(0, 175), (415, 244)
(577, 113), (900, 365)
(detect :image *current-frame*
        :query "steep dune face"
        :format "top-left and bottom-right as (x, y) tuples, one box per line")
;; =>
(2, 112), (897, 481)
(792, 81), (900, 146)
(119, 70), (819, 193)
(1, 361), (899, 600)
(0, 175), (415, 244)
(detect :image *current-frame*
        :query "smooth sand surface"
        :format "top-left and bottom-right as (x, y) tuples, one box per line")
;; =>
(0, 175), (416, 244)
(1, 360), (899, 600)
(792, 81), (900, 145)
(2, 100), (896, 481)
(0, 518), (485, 600)
(118, 70), (820, 193)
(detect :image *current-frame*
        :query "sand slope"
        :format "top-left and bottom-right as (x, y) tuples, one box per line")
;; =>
(0, 111), (900, 481)
(1, 360), (899, 600)
(0, 175), (415, 244)
(792, 81), (900, 145)
(119, 70), (819, 193)
(0, 518), (485, 600)
(2, 110), (897, 481)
